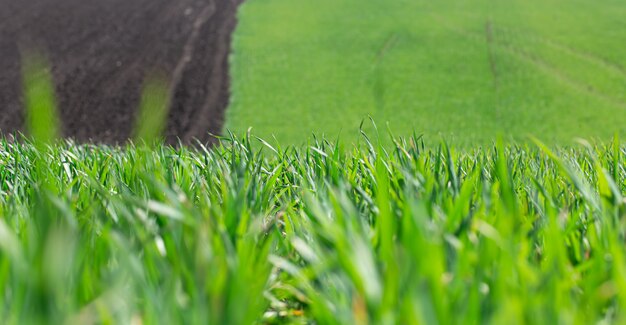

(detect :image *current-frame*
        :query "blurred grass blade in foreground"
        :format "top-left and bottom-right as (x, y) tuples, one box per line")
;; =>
(21, 52), (60, 143)
(133, 74), (170, 144)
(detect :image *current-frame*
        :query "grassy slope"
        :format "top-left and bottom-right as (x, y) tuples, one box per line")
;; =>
(227, 0), (626, 146)
(1, 135), (626, 323)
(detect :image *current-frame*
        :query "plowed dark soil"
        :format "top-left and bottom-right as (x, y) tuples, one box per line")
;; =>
(0, 0), (242, 145)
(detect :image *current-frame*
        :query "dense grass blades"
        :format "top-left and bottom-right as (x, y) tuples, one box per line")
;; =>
(0, 133), (624, 323)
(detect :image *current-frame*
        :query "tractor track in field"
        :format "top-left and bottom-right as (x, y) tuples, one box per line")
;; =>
(0, 0), (242, 145)
(494, 26), (626, 79)
(431, 13), (626, 111)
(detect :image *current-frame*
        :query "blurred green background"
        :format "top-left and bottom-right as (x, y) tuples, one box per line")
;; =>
(227, 0), (626, 146)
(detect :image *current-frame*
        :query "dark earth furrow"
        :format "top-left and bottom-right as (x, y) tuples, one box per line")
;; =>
(0, 0), (242, 144)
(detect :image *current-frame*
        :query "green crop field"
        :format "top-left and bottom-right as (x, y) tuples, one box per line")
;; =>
(227, 0), (626, 146)
(3, 1), (626, 323)
(2, 134), (626, 323)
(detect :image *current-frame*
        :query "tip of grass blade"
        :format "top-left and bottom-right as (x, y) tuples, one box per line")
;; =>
(133, 73), (170, 145)
(21, 51), (60, 145)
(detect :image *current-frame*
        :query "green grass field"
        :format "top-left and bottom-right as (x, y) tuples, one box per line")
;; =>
(4, 1), (626, 323)
(227, 0), (626, 146)
(1, 134), (626, 323)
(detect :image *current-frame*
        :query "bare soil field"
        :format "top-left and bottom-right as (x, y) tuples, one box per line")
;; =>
(0, 0), (241, 144)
